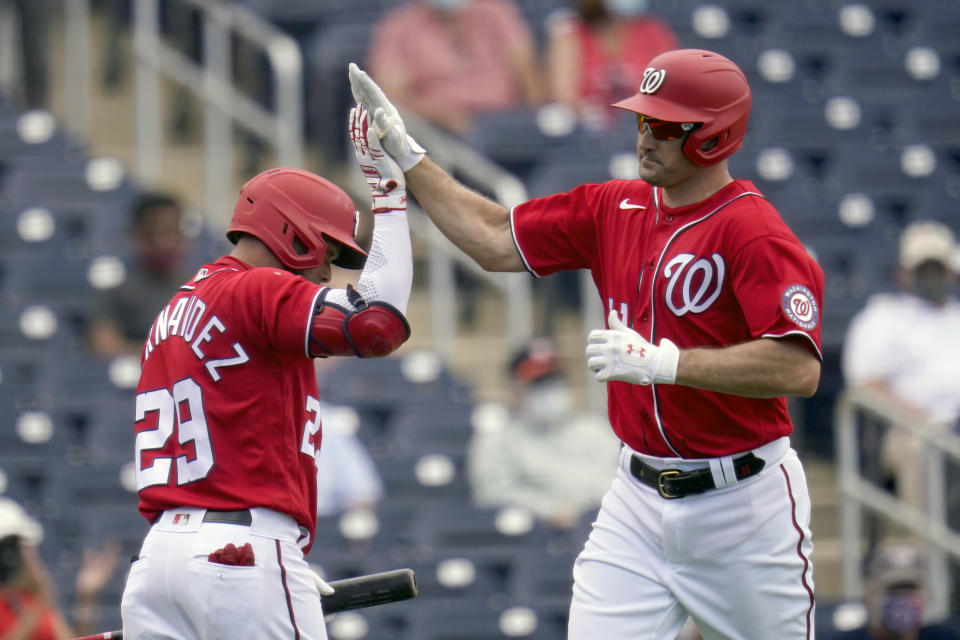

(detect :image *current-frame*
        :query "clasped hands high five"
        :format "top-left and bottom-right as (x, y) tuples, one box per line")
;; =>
(348, 63), (425, 172)
(346, 64), (678, 387)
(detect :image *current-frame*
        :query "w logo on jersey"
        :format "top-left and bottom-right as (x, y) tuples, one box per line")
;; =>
(663, 253), (725, 316)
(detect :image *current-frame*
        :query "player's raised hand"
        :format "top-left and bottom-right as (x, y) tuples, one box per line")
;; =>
(350, 104), (406, 214)
(586, 310), (679, 386)
(348, 63), (425, 171)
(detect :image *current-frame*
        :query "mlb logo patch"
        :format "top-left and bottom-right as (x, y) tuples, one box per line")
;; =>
(172, 513), (191, 525)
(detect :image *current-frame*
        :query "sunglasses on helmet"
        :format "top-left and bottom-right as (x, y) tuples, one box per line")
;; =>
(636, 114), (700, 141)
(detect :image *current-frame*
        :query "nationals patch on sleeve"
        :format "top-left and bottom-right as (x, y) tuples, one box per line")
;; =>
(781, 284), (819, 330)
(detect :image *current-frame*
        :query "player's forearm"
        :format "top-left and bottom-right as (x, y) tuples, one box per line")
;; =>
(405, 158), (526, 272)
(354, 211), (412, 313)
(675, 338), (821, 398)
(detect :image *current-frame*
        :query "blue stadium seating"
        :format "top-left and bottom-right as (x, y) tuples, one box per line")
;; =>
(507, 551), (576, 609)
(374, 449), (471, 503)
(387, 400), (475, 456)
(405, 599), (558, 640)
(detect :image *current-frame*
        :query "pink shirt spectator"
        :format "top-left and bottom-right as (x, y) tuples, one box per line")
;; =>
(368, 0), (540, 134)
(547, 9), (677, 128)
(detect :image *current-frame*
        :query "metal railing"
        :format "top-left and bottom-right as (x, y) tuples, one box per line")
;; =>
(132, 0), (303, 223)
(835, 387), (960, 620)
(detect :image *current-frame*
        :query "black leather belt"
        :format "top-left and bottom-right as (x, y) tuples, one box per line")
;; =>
(203, 509), (252, 526)
(630, 453), (766, 499)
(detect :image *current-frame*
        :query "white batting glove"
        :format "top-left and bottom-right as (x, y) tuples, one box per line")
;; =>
(348, 62), (425, 171)
(311, 567), (336, 596)
(586, 310), (680, 386)
(349, 104), (406, 213)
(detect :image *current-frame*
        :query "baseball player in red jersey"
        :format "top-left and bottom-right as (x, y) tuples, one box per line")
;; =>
(349, 48), (823, 639)
(120, 106), (412, 640)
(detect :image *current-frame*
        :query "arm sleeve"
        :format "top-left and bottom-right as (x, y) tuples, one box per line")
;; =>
(325, 210), (412, 314)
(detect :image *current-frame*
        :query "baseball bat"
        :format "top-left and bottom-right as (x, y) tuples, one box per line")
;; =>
(68, 568), (419, 640)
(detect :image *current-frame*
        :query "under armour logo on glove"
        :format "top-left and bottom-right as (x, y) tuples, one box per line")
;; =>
(208, 543), (255, 566)
(586, 310), (680, 386)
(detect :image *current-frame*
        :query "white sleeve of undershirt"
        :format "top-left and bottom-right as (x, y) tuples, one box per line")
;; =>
(323, 210), (412, 314)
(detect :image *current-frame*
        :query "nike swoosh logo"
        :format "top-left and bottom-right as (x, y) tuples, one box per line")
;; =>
(619, 198), (646, 210)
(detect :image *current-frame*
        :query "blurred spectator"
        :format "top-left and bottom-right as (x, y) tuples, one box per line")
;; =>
(367, 0), (543, 135)
(842, 221), (960, 513)
(1, 0), (51, 109)
(315, 401), (384, 517)
(467, 338), (619, 529)
(88, 192), (192, 359)
(823, 542), (960, 639)
(545, 0), (677, 130)
(0, 498), (121, 639)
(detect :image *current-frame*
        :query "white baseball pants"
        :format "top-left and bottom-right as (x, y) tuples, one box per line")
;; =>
(568, 437), (815, 640)
(121, 507), (328, 640)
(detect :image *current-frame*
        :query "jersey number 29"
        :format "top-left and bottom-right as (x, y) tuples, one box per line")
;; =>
(135, 378), (213, 490)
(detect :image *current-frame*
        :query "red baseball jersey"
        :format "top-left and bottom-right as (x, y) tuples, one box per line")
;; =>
(512, 179), (824, 458)
(135, 256), (325, 548)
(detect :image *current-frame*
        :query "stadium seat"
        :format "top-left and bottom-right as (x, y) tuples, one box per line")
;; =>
(411, 504), (550, 573)
(50, 460), (139, 517)
(77, 393), (136, 465)
(462, 108), (586, 184)
(387, 401), (474, 456)
(405, 554), (505, 605)
(0, 347), (56, 411)
(374, 449), (470, 503)
(306, 17), (377, 163)
(405, 599), (557, 640)
(525, 155), (620, 199)
(0, 455), (57, 517)
(507, 551), (576, 609)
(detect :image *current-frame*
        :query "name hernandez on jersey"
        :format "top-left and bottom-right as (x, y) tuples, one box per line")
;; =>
(510, 179), (825, 458)
(141, 269), (250, 379)
(134, 258), (400, 551)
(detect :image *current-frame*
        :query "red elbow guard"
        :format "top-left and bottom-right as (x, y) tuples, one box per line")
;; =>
(309, 299), (411, 358)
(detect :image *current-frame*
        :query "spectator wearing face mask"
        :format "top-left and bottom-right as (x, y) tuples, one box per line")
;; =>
(0, 498), (121, 640)
(365, 0), (543, 136)
(544, 0), (678, 130)
(842, 221), (960, 514)
(824, 542), (959, 639)
(467, 338), (620, 529)
(88, 192), (194, 359)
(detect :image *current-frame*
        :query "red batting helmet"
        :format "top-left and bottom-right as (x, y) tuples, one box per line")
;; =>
(227, 168), (367, 270)
(612, 49), (752, 166)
